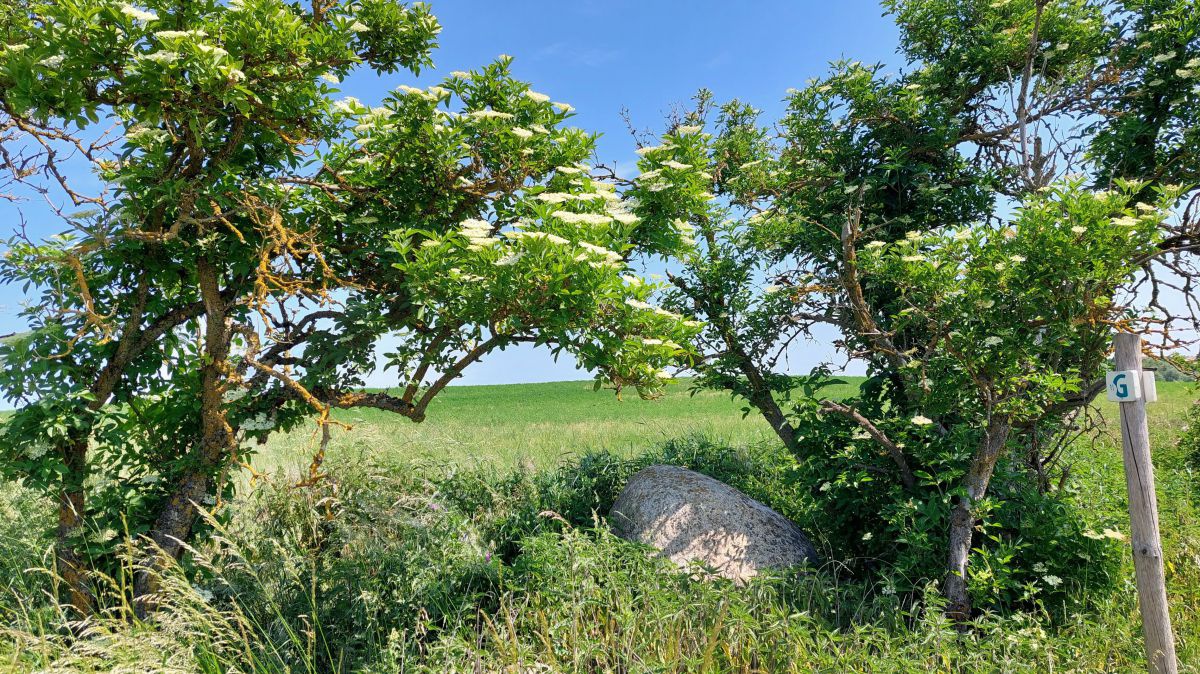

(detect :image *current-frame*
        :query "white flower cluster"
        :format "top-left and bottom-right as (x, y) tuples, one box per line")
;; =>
(511, 231), (570, 246)
(140, 50), (179, 64)
(577, 241), (624, 266)
(556, 211), (613, 226)
(672, 218), (696, 246)
(468, 109), (514, 120)
(120, 3), (158, 22)
(459, 218), (497, 250)
(155, 29), (206, 40)
(24, 442), (50, 460)
(624, 297), (683, 320)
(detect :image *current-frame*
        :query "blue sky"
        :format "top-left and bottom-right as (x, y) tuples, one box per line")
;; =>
(360, 1), (904, 385)
(0, 1), (904, 386)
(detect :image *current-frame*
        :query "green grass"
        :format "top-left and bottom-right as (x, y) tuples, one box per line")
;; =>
(258, 377), (865, 475)
(0, 378), (1197, 673)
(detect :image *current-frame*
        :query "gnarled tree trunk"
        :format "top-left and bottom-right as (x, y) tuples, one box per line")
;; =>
(134, 257), (236, 618)
(55, 436), (93, 619)
(943, 414), (1012, 621)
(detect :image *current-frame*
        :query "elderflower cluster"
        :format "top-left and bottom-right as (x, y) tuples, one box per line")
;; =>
(577, 241), (623, 265)
(120, 3), (159, 22)
(556, 211), (613, 226)
(468, 109), (514, 120)
(459, 218), (497, 250)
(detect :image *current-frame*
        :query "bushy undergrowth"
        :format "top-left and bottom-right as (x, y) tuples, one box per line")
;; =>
(1, 436), (1196, 673)
(784, 401), (1126, 612)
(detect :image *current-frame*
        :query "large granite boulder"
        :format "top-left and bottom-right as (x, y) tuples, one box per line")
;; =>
(608, 465), (818, 582)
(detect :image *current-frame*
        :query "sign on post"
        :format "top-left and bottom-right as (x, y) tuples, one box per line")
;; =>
(1111, 333), (1177, 674)
(1106, 369), (1142, 402)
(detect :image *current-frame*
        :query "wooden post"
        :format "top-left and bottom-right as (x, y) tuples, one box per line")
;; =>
(1113, 332), (1177, 674)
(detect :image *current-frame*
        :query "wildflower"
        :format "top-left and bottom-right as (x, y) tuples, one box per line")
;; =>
(676, 124), (703, 134)
(1010, 255), (1025, 263)
(349, 20), (370, 32)
(120, 3), (158, 22)
(1071, 225), (1086, 234)
(911, 415), (933, 426)
(37, 55), (64, 69)
(901, 254), (925, 263)
(154, 30), (201, 39)
(468, 109), (514, 120)
(611, 212), (639, 225)
(624, 298), (653, 310)
(524, 90), (550, 103)
(511, 127), (534, 140)
(862, 532), (873, 541)
(662, 160), (692, 170)
(334, 96), (361, 113)
(24, 443), (49, 460)
(450, 70), (470, 78)
(635, 145), (665, 156)
(1033, 562), (1048, 573)
(1113, 215), (1140, 227)
(320, 72), (340, 84)
(195, 44), (228, 58)
(556, 211), (611, 226)
(552, 102), (573, 113)
(1042, 574), (1062, 587)
(1, 44), (29, 53)
(864, 240), (886, 249)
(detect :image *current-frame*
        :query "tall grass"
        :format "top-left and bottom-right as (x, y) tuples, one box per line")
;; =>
(0, 380), (1197, 673)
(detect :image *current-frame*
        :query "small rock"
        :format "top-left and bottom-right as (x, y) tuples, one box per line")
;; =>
(609, 465), (818, 582)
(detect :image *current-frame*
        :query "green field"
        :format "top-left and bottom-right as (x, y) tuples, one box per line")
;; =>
(259, 377), (864, 475)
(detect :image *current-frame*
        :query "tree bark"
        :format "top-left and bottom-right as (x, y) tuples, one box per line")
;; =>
(943, 414), (1011, 621)
(134, 257), (236, 617)
(55, 437), (93, 618)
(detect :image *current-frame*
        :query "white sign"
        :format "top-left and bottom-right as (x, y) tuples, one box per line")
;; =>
(1142, 371), (1158, 403)
(1106, 370), (1142, 402)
